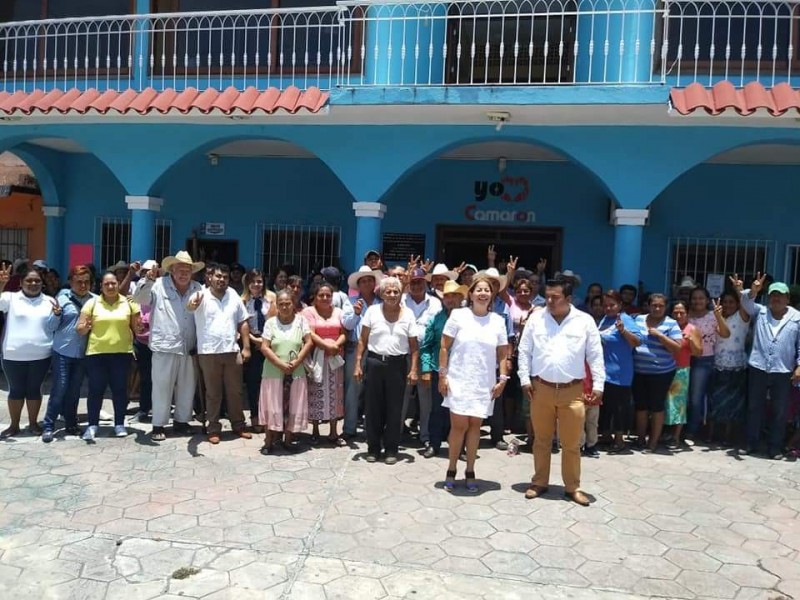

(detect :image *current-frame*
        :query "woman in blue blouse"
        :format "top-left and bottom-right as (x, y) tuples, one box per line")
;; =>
(597, 290), (644, 453)
(633, 293), (683, 452)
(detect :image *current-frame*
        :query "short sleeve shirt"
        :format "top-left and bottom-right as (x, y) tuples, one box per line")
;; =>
(81, 295), (140, 355)
(633, 315), (682, 374)
(194, 288), (248, 354)
(361, 304), (417, 356)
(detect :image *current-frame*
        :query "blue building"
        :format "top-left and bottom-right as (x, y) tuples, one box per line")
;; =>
(1, 0), (799, 295)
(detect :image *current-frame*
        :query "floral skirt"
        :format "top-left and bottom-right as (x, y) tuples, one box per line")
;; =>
(665, 367), (690, 426)
(307, 361), (344, 422)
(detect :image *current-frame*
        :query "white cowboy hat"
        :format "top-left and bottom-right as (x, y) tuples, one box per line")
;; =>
(435, 280), (468, 299)
(347, 265), (384, 289)
(426, 263), (457, 282)
(141, 259), (158, 271)
(162, 251), (205, 274)
(554, 269), (582, 286)
(678, 276), (697, 289)
(478, 268), (508, 292)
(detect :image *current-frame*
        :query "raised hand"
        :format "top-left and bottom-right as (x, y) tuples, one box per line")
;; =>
(750, 272), (767, 295)
(129, 261), (141, 274)
(0, 264), (11, 287)
(188, 291), (203, 310)
(487, 244), (497, 265)
(421, 259), (434, 273)
(453, 261), (467, 275)
(536, 258), (547, 274)
(50, 298), (62, 316)
(712, 297), (723, 317)
(728, 273), (744, 292)
(407, 255), (420, 272)
(506, 255), (518, 274)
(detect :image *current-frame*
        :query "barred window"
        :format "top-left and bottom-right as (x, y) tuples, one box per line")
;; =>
(258, 224), (341, 278)
(95, 217), (131, 270)
(0, 227), (28, 262)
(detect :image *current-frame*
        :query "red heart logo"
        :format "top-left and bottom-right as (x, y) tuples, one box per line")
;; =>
(500, 176), (529, 203)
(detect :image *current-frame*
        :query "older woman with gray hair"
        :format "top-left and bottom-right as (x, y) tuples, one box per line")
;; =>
(354, 276), (419, 464)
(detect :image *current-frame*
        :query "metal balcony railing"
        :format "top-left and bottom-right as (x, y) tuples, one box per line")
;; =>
(0, 1), (798, 93)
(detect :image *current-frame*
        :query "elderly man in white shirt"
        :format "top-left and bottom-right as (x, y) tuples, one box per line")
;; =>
(188, 263), (252, 445)
(517, 277), (604, 506)
(133, 252), (204, 441)
(400, 268), (442, 449)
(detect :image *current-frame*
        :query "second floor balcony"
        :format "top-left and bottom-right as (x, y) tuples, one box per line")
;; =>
(1, 0), (798, 98)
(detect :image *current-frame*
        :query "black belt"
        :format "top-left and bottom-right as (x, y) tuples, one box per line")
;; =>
(534, 376), (582, 389)
(368, 351), (406, 363)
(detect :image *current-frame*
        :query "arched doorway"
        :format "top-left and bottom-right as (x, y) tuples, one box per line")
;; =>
(0, 152), (43, 262)
(644, 142), (800, 296)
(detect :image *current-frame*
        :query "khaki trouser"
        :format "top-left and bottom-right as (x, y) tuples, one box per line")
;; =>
(531, 379), (585, 493)
(197, 353), (245, 435)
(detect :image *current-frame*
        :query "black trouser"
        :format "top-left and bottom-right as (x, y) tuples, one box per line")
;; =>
(243, 350), (265, 419)
(746, 366), (791, 454)
(428, 372), (450, 451)
(2, 358), (50, 401)
(364, 352), (407, 456)
(133, 340), (152, 414)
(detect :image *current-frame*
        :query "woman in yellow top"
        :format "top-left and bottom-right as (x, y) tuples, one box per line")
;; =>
(76, 271), (142, 441)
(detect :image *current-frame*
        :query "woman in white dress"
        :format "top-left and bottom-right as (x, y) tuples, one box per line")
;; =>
(438, 274), (510, 492)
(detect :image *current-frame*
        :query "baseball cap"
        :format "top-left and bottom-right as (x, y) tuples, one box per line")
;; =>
(364, 250), (381, 261)
(768, 282), (790, 295)
(32, 259), (49, 270)
(409, 268), (427, 280)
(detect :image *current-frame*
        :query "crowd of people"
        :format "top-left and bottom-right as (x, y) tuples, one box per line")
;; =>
(1, 246), (799, 503)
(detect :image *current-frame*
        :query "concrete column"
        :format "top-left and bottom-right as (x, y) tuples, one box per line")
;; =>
(610, 208), (649, 289)
(42, 206), (66, 274)
(352, 202), (387, 270)
(126, 195), (163, 262)
(363, 3), (447, 85)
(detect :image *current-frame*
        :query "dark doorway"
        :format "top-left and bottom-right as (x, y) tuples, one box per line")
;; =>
(186, 238), (239, 266)
(436, 225), (562, 273)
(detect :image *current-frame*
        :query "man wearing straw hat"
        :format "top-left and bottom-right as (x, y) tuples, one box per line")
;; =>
(133, 251), (205, 441)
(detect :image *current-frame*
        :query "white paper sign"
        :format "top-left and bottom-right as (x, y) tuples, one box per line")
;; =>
(706, 273), (725, 298)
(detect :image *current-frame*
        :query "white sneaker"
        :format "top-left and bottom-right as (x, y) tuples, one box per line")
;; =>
(99, 410), (113, 421)
(82, 426), (98, 441)
(114, 425), (128, 438)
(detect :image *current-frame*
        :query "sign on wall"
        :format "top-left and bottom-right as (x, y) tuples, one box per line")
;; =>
(382, 232), (426, 262)
(202, 222), (226, 236)
(465, 176), (535, 224)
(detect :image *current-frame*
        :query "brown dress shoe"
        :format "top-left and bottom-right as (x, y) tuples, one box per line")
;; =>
(236, 430), (253, 440)
(524, 485), (548, 500)
(565, 490), (591, 506)
(208, 434), (220, 445)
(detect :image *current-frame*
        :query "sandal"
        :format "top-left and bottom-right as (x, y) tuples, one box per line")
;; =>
(260, 443), (273, 456)
(0, 426), (20, 439)
(309, 434), (320, 446)
(329, 436), (347, 447)
(444, 469), (456, 492)
(465, 470), (479, 493)
(29, 424), (44, 436)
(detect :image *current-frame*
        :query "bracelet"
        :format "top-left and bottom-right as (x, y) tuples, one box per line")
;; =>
(498, 374), (510, 382)
(439, 367), (448, 374)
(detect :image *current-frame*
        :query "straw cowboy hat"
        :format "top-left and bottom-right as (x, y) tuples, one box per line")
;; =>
(162, 251), (205, 274)
(678, 276), (697, 289)
(479, 268), (508, 292)
(347, 265), (384, 289)
(436, 279), (468, 299)
(554, 269), (582, 286)
(426, 263), (457, 282)
(107, 260), (129, 272)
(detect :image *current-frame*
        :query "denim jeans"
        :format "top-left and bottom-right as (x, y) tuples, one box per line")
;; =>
(746, 367), (792, 453)
(133, 340), (152, 414)
(428, 372), (450, 451)
(43, 352), (86, 431)
(343, 344), (365, 435)
(687, 355), (715, 435)
(86, 353), (131, 427)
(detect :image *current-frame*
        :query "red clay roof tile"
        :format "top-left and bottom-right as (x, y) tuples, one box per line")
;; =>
(0, 86), (328, 116)
(671, 81), (800, 116)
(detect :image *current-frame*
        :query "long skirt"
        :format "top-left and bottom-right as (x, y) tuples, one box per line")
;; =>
(709, 368), (746, 423)
(307, 361), (344, 422)
(259, 377), (309, 433)
(665, 367), (690, 426)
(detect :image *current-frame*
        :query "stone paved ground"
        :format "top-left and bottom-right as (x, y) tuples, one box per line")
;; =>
(1, 393), (800, 600)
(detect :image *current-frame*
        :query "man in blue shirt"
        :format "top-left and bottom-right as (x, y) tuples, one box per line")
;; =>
(737, 273), (800, 459)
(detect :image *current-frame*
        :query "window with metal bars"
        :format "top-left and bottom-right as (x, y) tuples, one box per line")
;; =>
(667, 237), (777, 295)
(784, 244), (800, 286)
(0, 228), (29, 262)
(95, 217), (131, 270)
(258, 224), (341, 279)
(154, 219), (172, 262)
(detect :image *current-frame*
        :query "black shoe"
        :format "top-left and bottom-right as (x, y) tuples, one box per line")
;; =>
(173, 422), (192, 436)
(384, 455), (398, 465)
(423, 446), (437, 459)
(41, 429), (54, 443)
(64, 426), (80, 436)
(365, 454), (378, 463)
(551, 441), (560, 454)
(584, 445), (600, 458)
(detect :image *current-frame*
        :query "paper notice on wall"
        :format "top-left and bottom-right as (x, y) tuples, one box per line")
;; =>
(69, 244), (93, 268)
(706, 273), (725, 298)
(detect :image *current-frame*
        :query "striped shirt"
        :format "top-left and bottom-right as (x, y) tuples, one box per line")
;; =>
(633, 315), (682, 374)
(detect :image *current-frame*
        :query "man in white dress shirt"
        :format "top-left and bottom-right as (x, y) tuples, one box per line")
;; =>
(188, 264), (253, 445)
(517, 277), (605, 506)
(400, 268), (442, 449)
